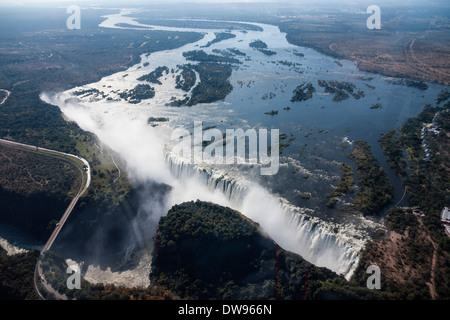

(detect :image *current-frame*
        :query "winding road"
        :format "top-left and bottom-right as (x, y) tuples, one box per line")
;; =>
(0, 138), (91, 300)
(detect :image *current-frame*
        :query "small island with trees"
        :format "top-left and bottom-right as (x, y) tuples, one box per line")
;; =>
(201, 32), (236, 48)
(137, 66), (169, 85)
(347, 140), (393, 214)
(317, 80), (365, 102)
(291, 82), (316, 102)
(249, 40), (277, 56)
(118, 84), (156, 104)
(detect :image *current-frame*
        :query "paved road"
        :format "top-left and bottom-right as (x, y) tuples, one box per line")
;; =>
(0, 138), (91, 299)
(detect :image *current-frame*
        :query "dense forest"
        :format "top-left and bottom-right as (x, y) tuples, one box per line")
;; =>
(378, 129), (407, 179)
(347, 141), (393, 215)
(27, 200), (386, 300)
(150, 200), (385, 300)
(0, 247), (39, 300)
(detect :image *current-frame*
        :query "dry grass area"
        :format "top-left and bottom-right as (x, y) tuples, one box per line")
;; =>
(0, 144), (80, 196)
(366, 219), (432, 284)
(359, 208), (449, 299)
(279, 11), (450, 85)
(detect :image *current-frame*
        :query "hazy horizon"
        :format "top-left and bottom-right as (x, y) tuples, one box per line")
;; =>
(1, 0), (449, 7)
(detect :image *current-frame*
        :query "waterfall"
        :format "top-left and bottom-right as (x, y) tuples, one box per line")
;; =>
(278, 202), (361, 278)
(165, 152), (249, 205)
(165, 152), (364, 280)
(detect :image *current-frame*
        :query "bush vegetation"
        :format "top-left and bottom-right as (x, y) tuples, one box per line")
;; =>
(187, 63), (233, 106)
(327, 163), (354, 198)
